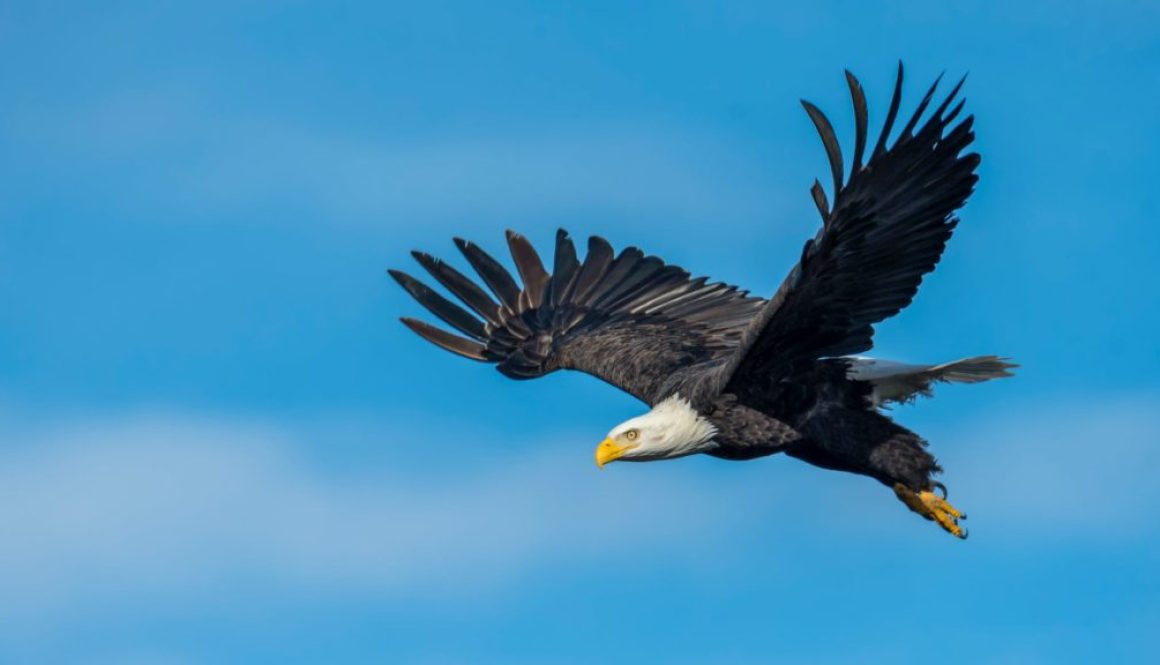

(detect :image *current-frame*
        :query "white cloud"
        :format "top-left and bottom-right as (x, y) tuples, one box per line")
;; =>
(0, 395), (1154, 626)
(0, 411), (747, 623)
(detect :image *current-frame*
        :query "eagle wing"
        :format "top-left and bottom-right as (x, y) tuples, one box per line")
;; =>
(392, 229), (764, 404)
(722, 64), (981, 393)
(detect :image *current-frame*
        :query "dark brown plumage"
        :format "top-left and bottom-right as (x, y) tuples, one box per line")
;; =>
(389, 64), (1015, 539)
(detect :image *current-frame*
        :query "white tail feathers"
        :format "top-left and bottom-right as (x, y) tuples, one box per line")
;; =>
(846, 355), (1018, 407)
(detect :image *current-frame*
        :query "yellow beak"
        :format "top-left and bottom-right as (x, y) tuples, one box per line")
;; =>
(595, 437), (636, 468)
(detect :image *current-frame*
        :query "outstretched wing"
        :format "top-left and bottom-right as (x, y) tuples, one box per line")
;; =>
(391, 229), (764, 404)
(723, 64), (981, 393)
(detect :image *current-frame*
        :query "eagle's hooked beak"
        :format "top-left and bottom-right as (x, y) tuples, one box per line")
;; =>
(595, 437), (636, 468)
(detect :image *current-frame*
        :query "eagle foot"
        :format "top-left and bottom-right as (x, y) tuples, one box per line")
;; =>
(892, 483), (968, 539)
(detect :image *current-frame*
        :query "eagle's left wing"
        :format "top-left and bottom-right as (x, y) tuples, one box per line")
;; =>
(721, 64), (980, 395)
(391, 229), (764, 404)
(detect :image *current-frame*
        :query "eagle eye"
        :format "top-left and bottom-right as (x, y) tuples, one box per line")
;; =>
(624, 429), (640, 441)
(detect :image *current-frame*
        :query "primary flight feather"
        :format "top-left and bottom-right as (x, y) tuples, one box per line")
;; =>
(390, 64), (1015, 539)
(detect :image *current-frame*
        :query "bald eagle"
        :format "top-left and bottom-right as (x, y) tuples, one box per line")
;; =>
(390, 65), (1015, 539)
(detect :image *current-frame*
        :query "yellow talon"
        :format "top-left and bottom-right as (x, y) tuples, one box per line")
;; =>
(893, 483), (968, 539)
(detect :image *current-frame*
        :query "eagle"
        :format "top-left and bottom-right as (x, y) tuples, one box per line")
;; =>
(389, 64), (1015, 539)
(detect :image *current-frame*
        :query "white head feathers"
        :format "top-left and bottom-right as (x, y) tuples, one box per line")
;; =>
(606, 394), (719, 461)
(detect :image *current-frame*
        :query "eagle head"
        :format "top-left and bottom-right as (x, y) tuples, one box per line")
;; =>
(595, 394), (718, 467)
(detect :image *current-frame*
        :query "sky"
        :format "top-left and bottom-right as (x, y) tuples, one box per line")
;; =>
(1, 1), (1158, 663)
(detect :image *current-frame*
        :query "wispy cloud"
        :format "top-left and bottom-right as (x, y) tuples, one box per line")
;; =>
(0, 411), (747, 623)
(2, 394), (1155, 626)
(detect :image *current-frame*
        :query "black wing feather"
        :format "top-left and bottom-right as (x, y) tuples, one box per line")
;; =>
(388, 269), (487, 340)
(872, 62), (905, 158)
(454, 238), (522, 311)
(548, 229), (580, 308)
(810, 180), (830, 221)
(412, 251), (502, 327)
(506, 230), (550, 311)
(801, 100), (844, 197)
(400, 317), (487, 361)
(846, 70), (869, 172)
(569, 236), (615, 305)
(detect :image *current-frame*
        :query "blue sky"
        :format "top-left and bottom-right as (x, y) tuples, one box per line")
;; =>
(1, 1), (1158, 663)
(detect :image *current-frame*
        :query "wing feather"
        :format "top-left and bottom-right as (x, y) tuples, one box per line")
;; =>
(872, 62), (905, 158)
(846, 70), (869, 172)
(548, 229), (580, 308)
(801, 100), (844, 197)
(506, 230), (550, 311)
(412, 251), (502, 327)
(388, 270), (486, 340)
(399, 317), (487, 361)
(569, 236), (614, 305)
(454, 238), (521, 311)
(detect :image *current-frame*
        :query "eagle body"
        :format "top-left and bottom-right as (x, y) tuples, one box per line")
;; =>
(642, 360), (946, 495)
(390, 64), (1016, 538)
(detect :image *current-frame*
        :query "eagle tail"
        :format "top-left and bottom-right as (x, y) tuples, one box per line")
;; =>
(846, 355), (1017, 407)
(925, 355), (1018, 384)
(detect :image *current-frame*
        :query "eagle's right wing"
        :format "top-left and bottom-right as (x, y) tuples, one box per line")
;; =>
(391, 229), (764, 405)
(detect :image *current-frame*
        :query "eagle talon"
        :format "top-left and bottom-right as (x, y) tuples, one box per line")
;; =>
(893, 483), (968, 539)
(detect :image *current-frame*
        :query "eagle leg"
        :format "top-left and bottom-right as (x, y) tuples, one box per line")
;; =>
(892, 482), (968, 539)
